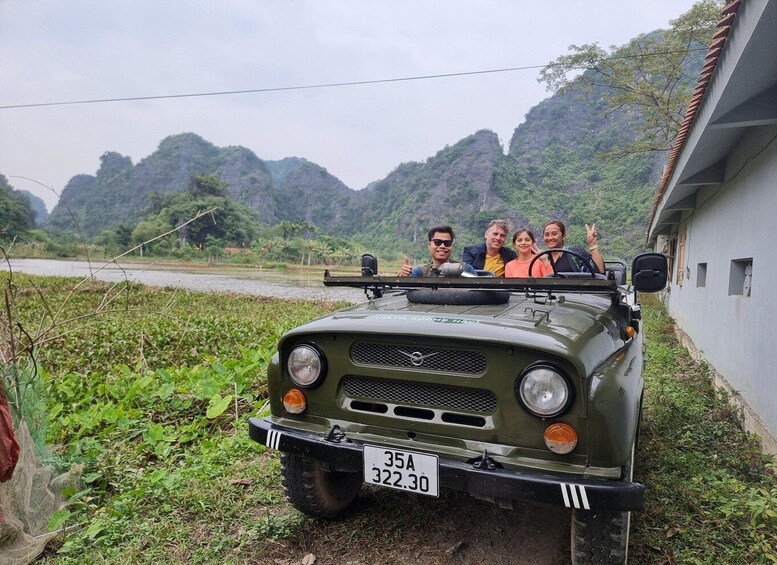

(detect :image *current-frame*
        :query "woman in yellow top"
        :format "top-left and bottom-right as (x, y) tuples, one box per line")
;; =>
(505, 228), (554, 278)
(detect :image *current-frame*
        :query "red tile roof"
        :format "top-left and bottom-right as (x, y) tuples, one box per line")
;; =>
(721, 0), (741, 15)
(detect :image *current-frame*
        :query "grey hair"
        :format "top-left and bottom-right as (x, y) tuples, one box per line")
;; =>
(487, 219), (510, 233)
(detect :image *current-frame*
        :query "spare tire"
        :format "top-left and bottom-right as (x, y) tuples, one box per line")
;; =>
(406, 288), (510, 305)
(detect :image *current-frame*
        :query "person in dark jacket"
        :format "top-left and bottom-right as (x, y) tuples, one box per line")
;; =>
(461, 219), (517, 277)
(542, 220), (604, 274)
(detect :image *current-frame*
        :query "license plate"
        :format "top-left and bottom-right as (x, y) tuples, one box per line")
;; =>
(363, 445), (439, 497)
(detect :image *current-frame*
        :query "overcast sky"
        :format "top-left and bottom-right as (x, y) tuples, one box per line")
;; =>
(0, 0), (698, 212)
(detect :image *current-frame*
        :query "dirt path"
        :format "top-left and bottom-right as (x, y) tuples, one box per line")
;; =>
(266, 487), (571, 565)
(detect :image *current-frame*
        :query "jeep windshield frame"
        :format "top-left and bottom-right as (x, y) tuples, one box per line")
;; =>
(323, 271), (622, 302)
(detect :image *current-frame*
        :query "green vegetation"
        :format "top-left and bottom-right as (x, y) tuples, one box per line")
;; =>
(1, 272), (343, 562)
(631, 295), (777, 563)
(12, 1), (723, 267)
(496, 141), (658, 259)
(115, 174), (259, 256)
(539, 0), (723, 154)
(20, 210), (362, 268)
(0, 174), (36, 240)
(0, 273), (772, 563)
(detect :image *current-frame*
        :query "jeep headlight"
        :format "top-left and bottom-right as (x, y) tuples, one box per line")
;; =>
(287, 344), (326, 388)
(516, 364), (573, 418)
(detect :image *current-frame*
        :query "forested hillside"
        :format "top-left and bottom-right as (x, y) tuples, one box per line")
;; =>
(36, 4), (717, 263)
(18, 190), (48, 225)
(343, 130), (507, 252)
(497, 86), (663, 259)
(39, 113), (651, 260)
(0, 174), (37, 239)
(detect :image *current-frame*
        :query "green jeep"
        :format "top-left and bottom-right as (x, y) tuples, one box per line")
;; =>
(249, 251), (668, 564)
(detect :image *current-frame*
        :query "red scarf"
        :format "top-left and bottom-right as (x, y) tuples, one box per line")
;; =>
(0, 382), (20, 484)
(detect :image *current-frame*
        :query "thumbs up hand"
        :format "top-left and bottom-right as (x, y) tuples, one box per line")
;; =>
(398, 256), (412, 277)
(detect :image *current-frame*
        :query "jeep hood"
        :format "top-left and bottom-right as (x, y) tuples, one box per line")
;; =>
(284, 292), (629, 377)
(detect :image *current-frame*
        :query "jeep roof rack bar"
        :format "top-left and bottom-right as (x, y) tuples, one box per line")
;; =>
(323, 272), (619, 295)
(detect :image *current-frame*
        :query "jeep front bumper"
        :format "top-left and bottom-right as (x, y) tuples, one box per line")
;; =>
(249, 417), (644, 512)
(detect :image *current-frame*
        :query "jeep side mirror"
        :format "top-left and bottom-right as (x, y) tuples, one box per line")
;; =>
(361, 253), (379, 277)
(631, 253), (668, 293)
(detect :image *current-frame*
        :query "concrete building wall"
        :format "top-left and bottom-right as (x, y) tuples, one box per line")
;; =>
(663, 125), (777, 452)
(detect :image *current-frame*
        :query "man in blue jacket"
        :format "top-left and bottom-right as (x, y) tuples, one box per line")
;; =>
(461, 219), (517, 277)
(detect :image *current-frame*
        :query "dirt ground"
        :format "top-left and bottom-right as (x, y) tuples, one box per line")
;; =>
(265, 486), (572, 565)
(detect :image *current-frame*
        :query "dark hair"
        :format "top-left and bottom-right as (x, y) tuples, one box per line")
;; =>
(512, 228), (536, 246)
(427, 225), (455, 241)
(543, 219), (567, 237)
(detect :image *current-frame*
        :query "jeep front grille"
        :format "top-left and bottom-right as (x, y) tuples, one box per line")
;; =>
(342, 376), (496, 413)
(351, 342), (486, 375)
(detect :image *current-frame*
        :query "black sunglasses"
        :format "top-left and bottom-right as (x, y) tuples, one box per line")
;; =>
(431, 238), (453, 247)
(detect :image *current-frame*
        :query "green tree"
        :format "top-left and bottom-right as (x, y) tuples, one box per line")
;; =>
(147, 192), (177, 215)
(115, 224), (133, 249)
(131, 216), (173, 256)
(269, 220), (315, 242)
(299, 238), (317, 266)
(0, 174), (36, 240)
(311, 240), (332, 265)
(188, 173), (228, 198)
(135, 175), (260, 251)
(94, 223), (135, 255)
(203, 235), (225, 264)
(538, 0), (723, 155)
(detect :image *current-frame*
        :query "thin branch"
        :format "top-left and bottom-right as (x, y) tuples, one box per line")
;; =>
(78, 208), (217, 289)
(48, 208), (217, 328)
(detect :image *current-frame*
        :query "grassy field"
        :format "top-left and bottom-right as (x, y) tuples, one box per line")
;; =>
(631, 296), (776, 564)
(1, 274), (775, 564)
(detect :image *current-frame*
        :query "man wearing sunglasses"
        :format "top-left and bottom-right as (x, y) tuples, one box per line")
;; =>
(398, 226), (476, 277)
(461, 219), (517, 277)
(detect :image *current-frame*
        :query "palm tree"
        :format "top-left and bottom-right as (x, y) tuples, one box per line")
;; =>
(301, 239), (317, 266)
(312, 240), (333, 266)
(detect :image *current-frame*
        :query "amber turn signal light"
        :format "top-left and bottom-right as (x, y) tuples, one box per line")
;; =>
(544, 422), (578, 454)
(283, 388), (307, 414)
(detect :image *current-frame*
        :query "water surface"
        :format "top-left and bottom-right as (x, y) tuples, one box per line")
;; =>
(5, 258), (366, 303)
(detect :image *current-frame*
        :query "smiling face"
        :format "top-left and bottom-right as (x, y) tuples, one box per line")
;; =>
(427, 231), (453, 265)
(543, 222), (566, 250)
(484, 225), (508, 255)
(513, 229), (536, 256)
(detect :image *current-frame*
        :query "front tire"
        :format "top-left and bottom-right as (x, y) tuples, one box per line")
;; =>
(571, 509), (630, 564)
(280, 453), (362, 518)
(570, 445), (634, 564)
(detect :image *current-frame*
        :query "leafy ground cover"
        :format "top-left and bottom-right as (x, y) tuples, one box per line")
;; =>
(630, 295), (776, 564)
(3, 276), (774, 563)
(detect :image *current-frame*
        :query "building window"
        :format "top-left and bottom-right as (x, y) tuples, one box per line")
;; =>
(696, 263), (707, 288)
(676, 228), (687, 286)
(729, 258), (753, 297)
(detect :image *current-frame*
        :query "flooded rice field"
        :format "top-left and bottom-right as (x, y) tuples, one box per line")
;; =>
(4, 258), (366, 303)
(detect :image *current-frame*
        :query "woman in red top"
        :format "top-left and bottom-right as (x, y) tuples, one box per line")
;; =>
(505, 228), (554, 278)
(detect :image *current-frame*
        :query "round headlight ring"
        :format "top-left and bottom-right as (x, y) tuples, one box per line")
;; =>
(286, 344), (326, 388)
(516, 363), (574, 418)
